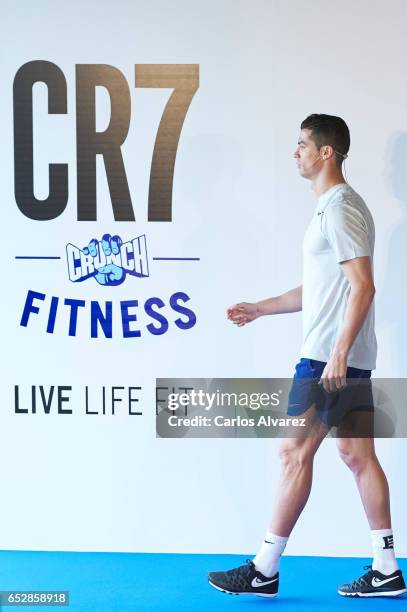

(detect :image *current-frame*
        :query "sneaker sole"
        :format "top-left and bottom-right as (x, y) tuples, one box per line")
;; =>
(338, 588), (407, 598)
(208, 579), (278, 598)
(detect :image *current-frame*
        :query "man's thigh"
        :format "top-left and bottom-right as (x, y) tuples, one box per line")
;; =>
(335, 407), (374, 439)
(281, 401), (330, 457)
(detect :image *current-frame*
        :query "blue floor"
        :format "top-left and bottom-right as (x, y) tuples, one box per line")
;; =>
(0, 552), (406, 611)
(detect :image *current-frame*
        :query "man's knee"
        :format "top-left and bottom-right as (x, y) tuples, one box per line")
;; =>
(337, 438), (374, 474)
(278, 437), (319, 470)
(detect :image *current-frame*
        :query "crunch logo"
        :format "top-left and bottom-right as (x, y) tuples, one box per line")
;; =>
(66, 233), (149, 286)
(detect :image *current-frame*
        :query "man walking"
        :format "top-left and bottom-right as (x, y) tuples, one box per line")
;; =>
(208, 114), (406, 598)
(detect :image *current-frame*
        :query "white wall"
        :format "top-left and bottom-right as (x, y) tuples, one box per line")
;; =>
(1, 0), (406, 557)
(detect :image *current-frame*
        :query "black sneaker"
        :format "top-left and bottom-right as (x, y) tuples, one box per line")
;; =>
(338, 565), (407, 597)
(208, 558), (278, 597)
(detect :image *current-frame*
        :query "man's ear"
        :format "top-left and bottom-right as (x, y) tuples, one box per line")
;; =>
(323, 145), (333, 160)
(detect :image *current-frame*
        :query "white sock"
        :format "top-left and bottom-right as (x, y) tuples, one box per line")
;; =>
(371, 528), (399, 574)
(253, 531), (288, 577)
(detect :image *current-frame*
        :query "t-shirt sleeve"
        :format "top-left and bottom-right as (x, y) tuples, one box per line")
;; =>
(321, 203), (371, 263)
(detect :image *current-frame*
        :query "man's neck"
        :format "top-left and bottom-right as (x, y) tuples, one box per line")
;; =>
(311, 172), (346, 197)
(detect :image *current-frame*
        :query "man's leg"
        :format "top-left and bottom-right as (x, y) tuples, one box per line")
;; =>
(269, 430), (328, 536)
(208, 403), (329, 597)
(252, 411), (328, 579)
(336, 420), (391, 531)
(336, 410), (406, 597)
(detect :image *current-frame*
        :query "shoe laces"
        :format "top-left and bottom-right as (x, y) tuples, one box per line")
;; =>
(227, 558), (255, 579)
(241, 559), (256, 575)
(351, 565), (373, 589)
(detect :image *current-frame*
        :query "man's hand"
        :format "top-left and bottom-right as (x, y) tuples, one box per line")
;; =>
(227, 302), (260, 327)
(318, 352), (348, 393)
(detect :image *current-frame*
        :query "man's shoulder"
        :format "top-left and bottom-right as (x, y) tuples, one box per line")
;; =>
(325, 184), (370, 215)
(323, 188), (374, 236)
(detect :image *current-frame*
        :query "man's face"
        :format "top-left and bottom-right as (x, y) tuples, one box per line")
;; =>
(293, 128), (322, 179)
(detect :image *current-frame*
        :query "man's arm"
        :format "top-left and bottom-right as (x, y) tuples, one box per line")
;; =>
(320, 256), (375, 392)
(257, 285), (302, 316)
(227, 285), (302, 326)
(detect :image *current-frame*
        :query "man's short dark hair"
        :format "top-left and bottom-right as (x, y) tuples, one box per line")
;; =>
(301, 114), (350, 166)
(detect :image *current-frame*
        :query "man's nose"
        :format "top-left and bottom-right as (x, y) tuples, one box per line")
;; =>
(293, 148), (300, 158)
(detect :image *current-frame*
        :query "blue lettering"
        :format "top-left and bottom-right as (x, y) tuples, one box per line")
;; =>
(145, 297), (168, 335)
(170, 291), (196, 330)
(121, 300), (141, 338)
(20, 290), (46, 326)
(91, 301), (112, 338)
(64, 298), (86, 336)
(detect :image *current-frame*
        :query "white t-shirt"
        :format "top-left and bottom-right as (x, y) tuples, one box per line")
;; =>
(301, 182), (377, 371)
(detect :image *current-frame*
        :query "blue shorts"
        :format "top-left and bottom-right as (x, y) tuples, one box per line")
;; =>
(287, 357), (374, 428)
